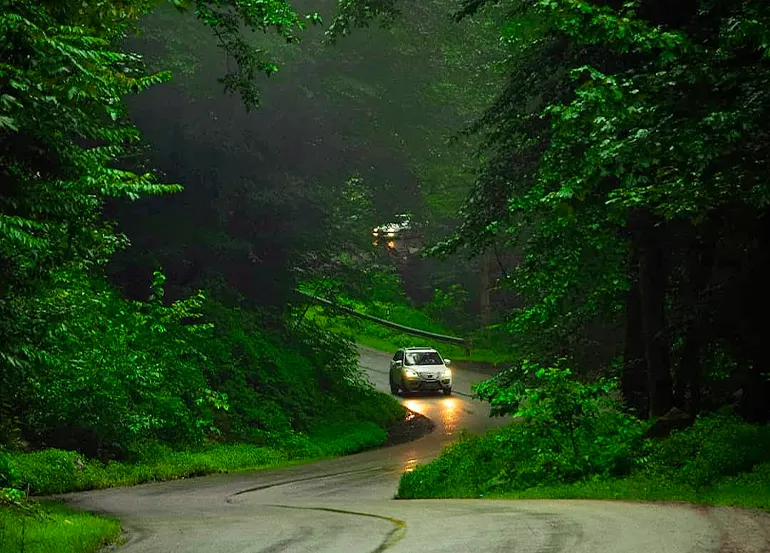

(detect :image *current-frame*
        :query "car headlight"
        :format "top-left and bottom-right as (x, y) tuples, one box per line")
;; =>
(442, 369), (451, 378)
(404, 369), (418, 378)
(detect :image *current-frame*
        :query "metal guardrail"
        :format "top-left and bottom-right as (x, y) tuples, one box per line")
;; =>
(298, 290), (472, 355)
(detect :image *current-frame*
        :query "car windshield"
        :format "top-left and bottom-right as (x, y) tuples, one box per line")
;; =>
(405, 351), (442, 366)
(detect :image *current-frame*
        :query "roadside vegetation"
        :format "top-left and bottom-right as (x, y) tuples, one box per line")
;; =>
(0, 288), (404, 551)
(3, 0), (770, 550)
(0, 492), (120, 553)
(0, 2), (409, 552)
(397, 364), (770, 512)
(305, 304), (514, 365)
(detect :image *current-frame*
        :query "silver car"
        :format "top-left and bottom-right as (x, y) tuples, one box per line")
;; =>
(389, 347), (452, 396)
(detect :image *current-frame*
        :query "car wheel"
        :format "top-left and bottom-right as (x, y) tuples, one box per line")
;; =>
(442, 387), (452, 396)
(389, 378), (399, 395)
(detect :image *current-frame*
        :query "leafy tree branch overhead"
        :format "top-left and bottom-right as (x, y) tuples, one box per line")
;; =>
(0, 0), (407, 455)
(332, 0), (770, 421)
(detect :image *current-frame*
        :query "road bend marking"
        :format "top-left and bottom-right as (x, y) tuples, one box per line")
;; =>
(263, 504), (407, 553)
(226, 467), (384, 504)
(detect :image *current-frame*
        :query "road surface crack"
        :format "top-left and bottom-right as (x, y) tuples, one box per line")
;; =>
(225, 467), (384, 504)
(263, 504), (407, 553)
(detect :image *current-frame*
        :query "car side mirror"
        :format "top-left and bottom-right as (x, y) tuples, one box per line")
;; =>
(395, 360), (403, 367)
(444, 359), (451, 366)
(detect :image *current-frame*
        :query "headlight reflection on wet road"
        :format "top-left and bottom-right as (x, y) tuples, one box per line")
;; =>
(439, 397), (459, 436)
(402, 397), (461, 438)
(398, 397), (464, 474)
(401, 399), (425, 413)
(404, 458), (418, 473)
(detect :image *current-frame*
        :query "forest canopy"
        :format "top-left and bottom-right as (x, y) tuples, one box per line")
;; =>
(2, 0), (770, 499)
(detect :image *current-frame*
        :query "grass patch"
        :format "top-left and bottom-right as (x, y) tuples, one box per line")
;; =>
(485, 463), (770, 511)
(0, 390), (405, 553)
(0, 502), (120, 553)
(4, 392), (405, 497)
(5, 424), (394, 496)
(7, 444), (294, 496)
(306, 305), (513, 364)
(8, 445), (306, 496)
(397, 414), (770, 512)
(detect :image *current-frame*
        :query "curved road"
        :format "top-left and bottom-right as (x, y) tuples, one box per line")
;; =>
(67, 347), (769, 553)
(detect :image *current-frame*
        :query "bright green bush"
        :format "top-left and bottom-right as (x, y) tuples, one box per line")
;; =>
(476, 361), (648, 475)
(400, 360), (649, 498)
(0, 448), (17, 488)
(13, 272), (220, 458)
(6, 276), (403, 462)
(10, 449), (95, 495)
(398, 426), (524, 498)
(644, 413), (770, 489)
(399, 399), (770, 511)
(4, 285), (406, 497)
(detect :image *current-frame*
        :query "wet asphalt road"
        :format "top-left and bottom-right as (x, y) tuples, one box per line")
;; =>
(66, 346), (769, 553)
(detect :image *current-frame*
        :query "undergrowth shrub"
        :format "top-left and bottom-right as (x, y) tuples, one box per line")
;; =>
(3, 267), (407, 497)
(399, 367), (770, 502)
(10, 449), (92, 495)
(476, 361), (648, 476)
(9, 272), (221, 459)
(706, 461), (770, 510)
(643, 413), (770, 489)
(0, 448), (18, 488)
(400, 360), (647, 498)
(199, 301), (403, 444)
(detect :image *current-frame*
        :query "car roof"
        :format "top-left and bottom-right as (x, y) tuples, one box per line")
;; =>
(404, 347), (437, 352)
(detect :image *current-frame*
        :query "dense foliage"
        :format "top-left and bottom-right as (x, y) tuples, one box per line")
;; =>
(0, 0), (405, 471)
(399, 363), (770, 503)
(400, 362), (648, 497)
(399, 409), (770, 505)
(4, 0), (770, 536)
(326, 0), (770, 509)
(381, 0), (770, 421)
(106, 0), (508, 319)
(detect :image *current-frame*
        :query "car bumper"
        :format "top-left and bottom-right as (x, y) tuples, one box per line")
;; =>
(402, 377), (452, 392)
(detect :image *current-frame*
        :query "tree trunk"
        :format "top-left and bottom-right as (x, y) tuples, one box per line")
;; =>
(622, 247), (649, 417)
(675, 327), (701, 414)
(674, 234), (714, 415)
(742, 361), (770, 422)
(635, 211), (673, 417)
(740, 210), (770, 421)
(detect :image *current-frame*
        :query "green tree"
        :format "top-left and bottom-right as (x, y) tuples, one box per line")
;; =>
(0, 0), (344, 446)
(446, 0), (770, 419)
(343, 0), (770, 419)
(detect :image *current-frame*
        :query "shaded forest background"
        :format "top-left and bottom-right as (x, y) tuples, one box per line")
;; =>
(1, 0), (770, 505)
